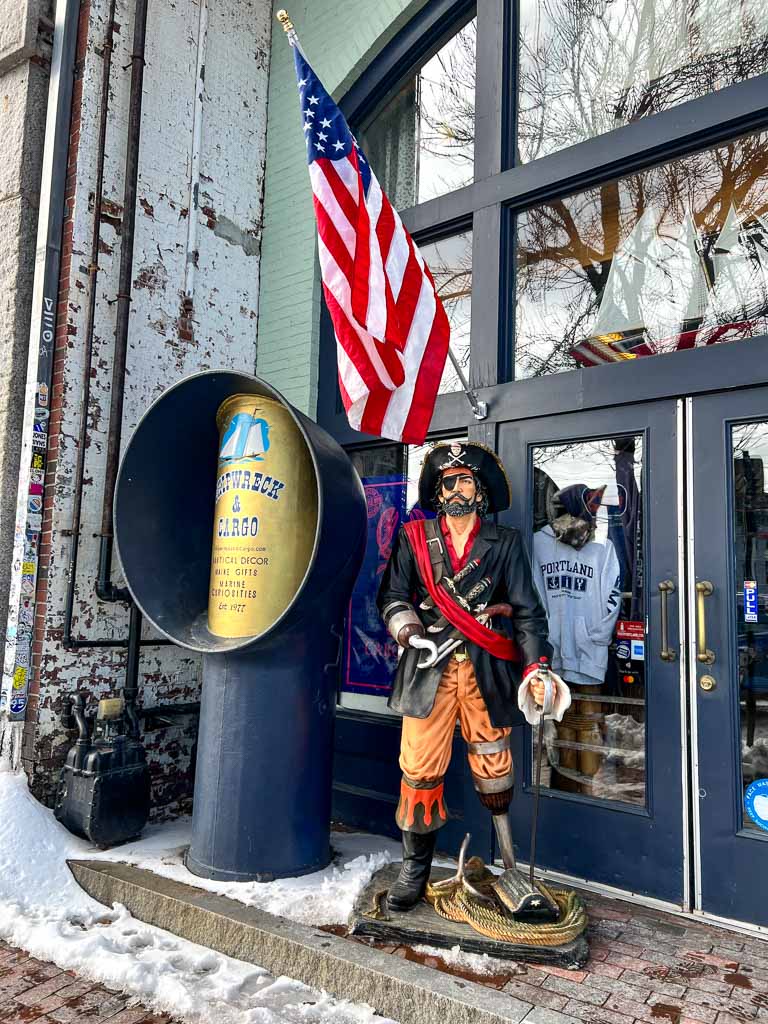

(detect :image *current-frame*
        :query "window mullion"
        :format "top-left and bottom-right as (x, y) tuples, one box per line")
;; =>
(468, 203), (501, 390)
(474, 0), (505, 179)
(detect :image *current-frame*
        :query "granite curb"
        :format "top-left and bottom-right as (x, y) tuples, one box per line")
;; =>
(68, 859), (535, 1024)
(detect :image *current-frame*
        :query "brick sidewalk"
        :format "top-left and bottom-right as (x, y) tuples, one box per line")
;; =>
(0, 940), (182, 1024)
(350, 889), (768, 1024)
(4, 893), (766, 1024)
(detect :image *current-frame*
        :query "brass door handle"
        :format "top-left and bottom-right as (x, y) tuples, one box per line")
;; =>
(696, 580), (715, 664)
(658, 580), (676, 661)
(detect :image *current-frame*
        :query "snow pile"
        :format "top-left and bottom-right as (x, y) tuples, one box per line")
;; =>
(95, 825), (397, 926)
(0, 772), (395, 1024)
(412, 943), (511, 976)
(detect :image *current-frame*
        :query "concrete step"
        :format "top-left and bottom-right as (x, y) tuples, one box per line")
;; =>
(68, 858), (534, 1024)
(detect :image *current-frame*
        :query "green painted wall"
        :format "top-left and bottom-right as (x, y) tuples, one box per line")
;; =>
(257, 0), (429, 414)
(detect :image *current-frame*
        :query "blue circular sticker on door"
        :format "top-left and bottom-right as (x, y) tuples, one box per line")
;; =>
(744, 779), (768, 832)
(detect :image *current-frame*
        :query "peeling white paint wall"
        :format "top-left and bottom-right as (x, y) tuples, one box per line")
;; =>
(25, 0), (272, 809)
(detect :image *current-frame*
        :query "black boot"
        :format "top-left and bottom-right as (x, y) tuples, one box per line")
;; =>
(387, 830), (438, 912)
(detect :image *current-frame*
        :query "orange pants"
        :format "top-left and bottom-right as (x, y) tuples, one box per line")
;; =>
(396, 657), (513, 832)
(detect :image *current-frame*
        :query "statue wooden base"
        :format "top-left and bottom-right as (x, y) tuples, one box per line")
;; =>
(350, 864), (589, 970)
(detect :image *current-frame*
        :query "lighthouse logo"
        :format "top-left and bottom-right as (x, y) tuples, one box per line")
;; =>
(219, 412), (271, 463)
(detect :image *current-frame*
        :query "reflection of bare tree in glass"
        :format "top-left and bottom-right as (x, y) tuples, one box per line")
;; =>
(734, 424), (767, 458)
(518, 0), (768, 164)
(422, 233), (473, 393)
(534, 439), (641, 483)
(516, 132), (768, 377)
(416, 19), (476, 198)
(515, 0), (768, 378)
(359, 20), (476, 208)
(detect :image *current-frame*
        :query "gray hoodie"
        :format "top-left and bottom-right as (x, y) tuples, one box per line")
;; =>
(532, 525), (622, 686)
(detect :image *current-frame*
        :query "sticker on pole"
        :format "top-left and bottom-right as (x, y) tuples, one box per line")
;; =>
(744, 779), (768, 832)
(744, 580), (758, 623)
(9, 695), (26, 715)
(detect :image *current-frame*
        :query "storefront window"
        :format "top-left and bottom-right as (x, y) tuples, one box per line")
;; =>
(731, 423), (768, 831)
(420, 231), (472, 394)
(515, 129), (768, 379)
(531, 435), (646, 806)
(359, 18), (476, 209)
(340, 437), (466, 714)
(517, 0), (768, 164)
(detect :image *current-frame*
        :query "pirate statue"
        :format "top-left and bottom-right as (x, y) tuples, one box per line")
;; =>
(377, 442), (571, 915)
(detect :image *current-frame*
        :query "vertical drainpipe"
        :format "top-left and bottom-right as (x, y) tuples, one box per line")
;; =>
(97, 0), (150, 601)
(0, 0), (81, 769)
(60, 0), (172, 652)
(183, 0), (208, 316)
(95, 0), (150, 737)
(63, 0), (117, 648)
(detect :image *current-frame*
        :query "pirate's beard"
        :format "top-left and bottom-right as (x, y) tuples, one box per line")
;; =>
(437, 494), (481, 518)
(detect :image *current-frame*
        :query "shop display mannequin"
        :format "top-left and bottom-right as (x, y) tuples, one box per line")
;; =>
(532, 485), (621, 792)
(377, 442), (571, 912)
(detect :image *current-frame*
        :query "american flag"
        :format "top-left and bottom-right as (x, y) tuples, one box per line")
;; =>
(292, 47), (450, 444)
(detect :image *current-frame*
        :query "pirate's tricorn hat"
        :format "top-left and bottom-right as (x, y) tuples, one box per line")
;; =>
(418, 441), (511, 514)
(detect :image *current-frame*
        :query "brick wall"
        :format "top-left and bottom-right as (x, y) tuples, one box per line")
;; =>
(13, 0), (273, 812)
(256, 0), (429, 415)
(23, 0), (88, 791)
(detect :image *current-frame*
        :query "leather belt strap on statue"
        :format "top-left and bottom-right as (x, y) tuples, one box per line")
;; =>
(402, 520), (519, 661)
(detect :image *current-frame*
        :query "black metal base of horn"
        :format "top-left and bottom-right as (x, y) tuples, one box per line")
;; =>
(350, 863), (589, 969)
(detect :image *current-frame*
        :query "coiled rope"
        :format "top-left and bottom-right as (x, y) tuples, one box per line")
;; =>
(425, 860), (587, 946)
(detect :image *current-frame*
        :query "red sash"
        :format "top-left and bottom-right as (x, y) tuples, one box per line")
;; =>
(402, 520), (519, 662)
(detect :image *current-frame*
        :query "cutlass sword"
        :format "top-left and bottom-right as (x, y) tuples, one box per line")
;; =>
(529, 655), (555, 889)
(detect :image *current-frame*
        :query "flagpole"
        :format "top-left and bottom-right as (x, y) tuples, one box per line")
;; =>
(445, 348), (488, 421)
(276, 9), (489, 426)
(276, 9), (300, 48)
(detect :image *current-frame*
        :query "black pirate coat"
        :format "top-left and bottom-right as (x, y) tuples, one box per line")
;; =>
(377, 518), (552, 728)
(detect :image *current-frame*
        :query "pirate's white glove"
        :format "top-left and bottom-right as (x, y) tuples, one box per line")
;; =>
(517, 665), (571, 725)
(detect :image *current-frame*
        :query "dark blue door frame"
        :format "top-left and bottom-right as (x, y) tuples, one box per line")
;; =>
(690, 389), (768, 928)
(498, 400), (686, 906)
(332, 391), (768, 929)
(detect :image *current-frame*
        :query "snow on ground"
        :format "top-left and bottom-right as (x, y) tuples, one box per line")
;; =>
(0, 771), (396, 1024)
(412, 943), (509, 976)
(94, 822), (399, 926)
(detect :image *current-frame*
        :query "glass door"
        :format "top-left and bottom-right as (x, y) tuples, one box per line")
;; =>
(499, 400), (686, 904)
(689, 389), (768, 927)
